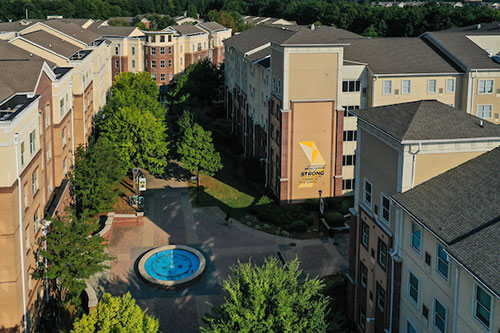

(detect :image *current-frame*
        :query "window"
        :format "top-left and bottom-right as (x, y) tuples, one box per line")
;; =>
(361, 222), (369, 248)
(115, 46), (119, 55)
(342, 80), (361, 92)
(23, 185), (28, 208)
(402, 79), (411, 94)
(410, 222), (422, 253)
(363, 179), (372, 206)
(377, 238), (387, 270)
(408, 271), (419, 305)
(45, 106), (50, 128)
(151, 47), (156, 55)
(381, 194), (390, 223)
(151, 35), (156, 43)
(343, 130), (357, 142)
(360, 262), (368, 288)
(169, 73), (172, 81)
(406, 320), (417, 333)
(383, 80), (392, 95)
(446, 78), (455, 93)
(423, 304), (429, 319)
(428, 79), (437, 93)
(168, 60), (172, 67)
(377, 283), (386, 312)
(343, 105), (359, 117)
(160, 47), (165, 55)
(180, 57), (183, 65)
(477, 105), (492, 119)
(47, 177), (52, 195)
(160, 60), (166, 68)
(132, 60), (135, 68)
(198, 55), (201, 61)
(436, 244), (449, 280)
(32, 170), (38, 195)
(115, 60), (119, 68)
(478, 79), (493, 94)
(192, 44), (195, 52)
(359, 305), (366, 329)
(62, 158), (67, 176)
(168, 46), (172, 54)
(160, 73), (166, 81)
(46, 143), (51, 162)
(29, 130), (36, 155)
(197, 42), (201, 51)
(132, 47), (135, 55)
(151, 60), (156, 68)
(343, 179), (355, 190)
(34, 211), (40, 234)
(433, 298), (447, 333)
(62, 128), (66, 147)
(160, 35), (165, 43)
(342, 154), (355, 166)
(59, 98), (64, 117)
(474, 285), (492, 328)
(151, 73), (156, 80)
(21, 142), (25, 166)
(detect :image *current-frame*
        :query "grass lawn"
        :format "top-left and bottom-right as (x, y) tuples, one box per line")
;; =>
(189, 147), (263, 218)
(113, 176), (137, 214)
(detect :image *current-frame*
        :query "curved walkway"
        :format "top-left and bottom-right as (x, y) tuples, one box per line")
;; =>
(101, 172), (349, 332)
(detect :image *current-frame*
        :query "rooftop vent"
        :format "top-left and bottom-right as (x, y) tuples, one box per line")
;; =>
(479, 120), (484, 127)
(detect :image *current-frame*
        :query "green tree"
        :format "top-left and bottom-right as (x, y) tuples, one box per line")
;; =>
(70, 136), (126, 218)
(72, 293), (159, 333)
(202, 257), (329, 332)
(177, 120), (222, 201)
(32, 214), (113, 308)
(100, 105), (169, 174)
(187, 4), (198, 18)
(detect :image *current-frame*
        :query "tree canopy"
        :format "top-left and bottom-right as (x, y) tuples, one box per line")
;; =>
(72, 293), (159, 333)
(202, 257), (330, 332)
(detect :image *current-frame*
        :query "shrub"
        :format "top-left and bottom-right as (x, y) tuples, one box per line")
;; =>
(242, 158), (265, 183)
(340, 198), (354, 215)
(255, 225), (262, 230)
(290, 220), (308, 233)
(280, 230), (290, 237)
(304, 199), (319, 211)
(304, 215), (314, 226)
(325, 211), (345, 227)
(263, 224), (271, 230)
(255, 195), (273, 206)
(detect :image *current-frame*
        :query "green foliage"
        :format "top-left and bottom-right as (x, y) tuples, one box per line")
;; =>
(69, 136), (126, 218)
(325, 211), (345, 227)
(72, 293), (159, 333)
(177, 122), (222, 176)
(304, 198), (320, 211)
(99, 72), (169, 174)
(187, 3), (198, 18)
(143, 13), (176, 30)
(32, 214), (113, 307)
(290, 220), (308, 233)
(108, 18), (129, 26)
(202, 257), (329, 332)
(255, 195), (273, 206)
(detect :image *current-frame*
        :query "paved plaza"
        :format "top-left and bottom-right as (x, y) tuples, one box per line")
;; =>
(97, 173), (349, 332)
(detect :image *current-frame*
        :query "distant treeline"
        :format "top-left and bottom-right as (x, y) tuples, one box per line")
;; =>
(1, 0), (499, 37)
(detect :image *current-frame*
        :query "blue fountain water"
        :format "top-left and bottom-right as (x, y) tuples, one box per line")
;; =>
(144, 249), (201, 281)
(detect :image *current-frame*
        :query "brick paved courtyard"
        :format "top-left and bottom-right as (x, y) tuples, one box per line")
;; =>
(96, 173), (349, 332)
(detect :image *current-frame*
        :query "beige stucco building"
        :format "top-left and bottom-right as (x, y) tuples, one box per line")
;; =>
(346, 101), (500, 332)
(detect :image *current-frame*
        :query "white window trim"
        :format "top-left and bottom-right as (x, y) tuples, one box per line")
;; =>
(363, 178), (373, 209)
(377, 284), (386, 312)
(436, 243), (450, 282)
(432, 295), (448, 333)
(402, 79), (411, 94)
(427, 79), (437, 94)
(410, 221), (422, 256)
(407, 269), (420, 308)
(476, 104), (493, 119)
(471, 282), (493, 331)
(445, 78), (455, 93)
(361, 222), (369, 248)
(478, 79), (494, 94)
(406, 318), (418, 333)
(360, 263), (367, 288)
(383, 80), (392, 95)
(379, 193), (391, 225)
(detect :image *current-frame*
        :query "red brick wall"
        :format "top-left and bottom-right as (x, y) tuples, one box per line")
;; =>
(212, 46), (224, 65)
(185, 50), (209, 67)
(112, 56), (128, 80)
(145, 46), (175, 85)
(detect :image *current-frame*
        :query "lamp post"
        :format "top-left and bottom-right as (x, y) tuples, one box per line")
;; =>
(318, 189), (324, 215)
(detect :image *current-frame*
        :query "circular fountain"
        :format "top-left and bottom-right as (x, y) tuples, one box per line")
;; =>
(137, 245), (206, 289)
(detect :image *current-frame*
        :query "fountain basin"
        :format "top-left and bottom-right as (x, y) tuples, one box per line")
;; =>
(137, 245), (206, 289)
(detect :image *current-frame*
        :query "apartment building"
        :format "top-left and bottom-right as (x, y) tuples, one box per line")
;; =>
(392, 147), (500, 333)
(0, 18), (113, 146)
(0, 42), (74, 331)
(346, 101), (500, 332)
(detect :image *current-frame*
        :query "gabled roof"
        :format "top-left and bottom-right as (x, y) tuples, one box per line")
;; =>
(246, 47), (270, 62)
(441, 21), (500, 34)
(42, 19), (100, 44)
(280, 25), (362, 45)
(21, 30), (81, 58)
(197, 21), (227, 32)
(423, 32), (500, 70)
(0, 19), (43, 32)
(87, 24), (140, 37)
(392, 147), (500, 297)
(344, 37), (461, 74)
(0, 59), (46, 102)
(223, 25), (296, 53)
(352, 100), (500, 143)
(171, 25), (206, 35)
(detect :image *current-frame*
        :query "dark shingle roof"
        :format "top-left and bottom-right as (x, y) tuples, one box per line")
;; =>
(0, 19), (43, 32)
(352, 100), (500, 142)
(442, 21), (500, 34)
(172, 25), (206, 35)
(344, 37), (461, 74)
(21, 30), (81, 58)
(223, 25), (296, 53)
(424, 32), (500, 70)
(0, 60), (45, 102)
(246, 47), (270, 62)
(280, 25), (362, 45)
(87, 24), (139, 37)
(198, 21), (227, 32)
(392, 147), (500, 296)
(42, 19), (100, 44)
